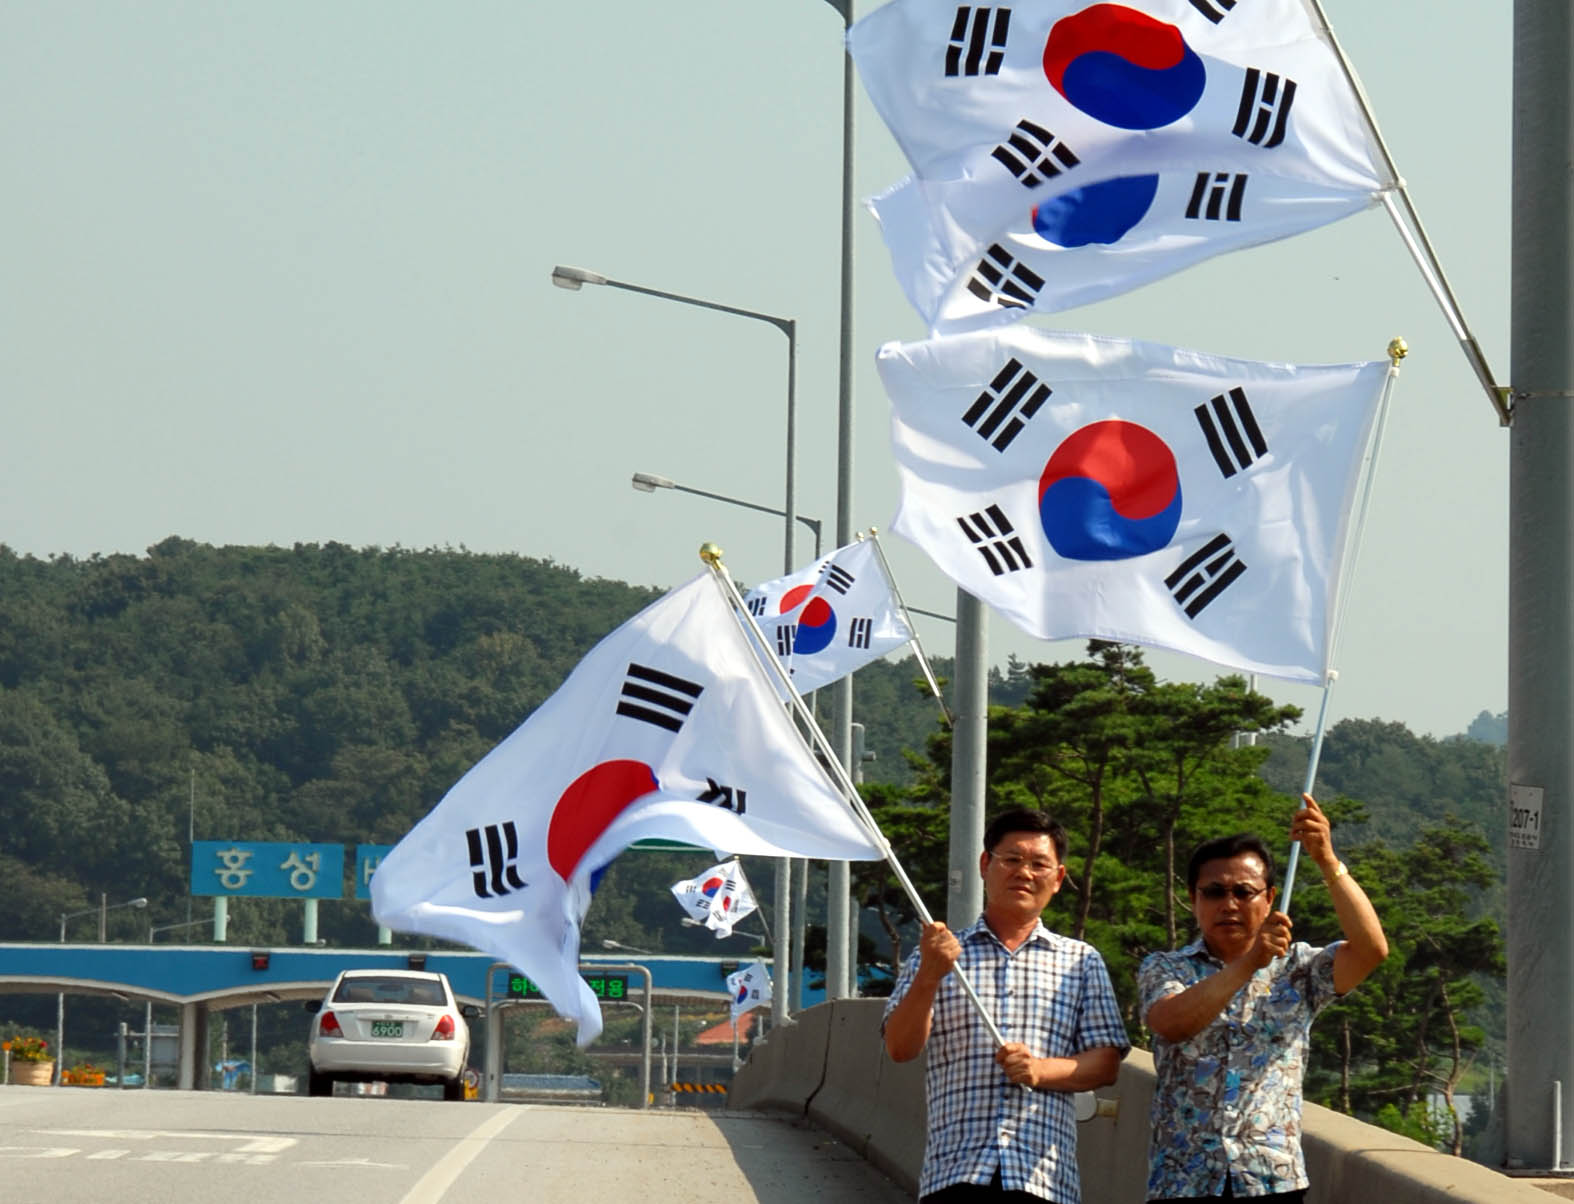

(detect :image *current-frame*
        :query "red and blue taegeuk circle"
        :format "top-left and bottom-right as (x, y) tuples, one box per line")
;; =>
(1043, 4), (1206, 131)
(735, 982), (751, 1006)
(547, 759), (660, 883)
(779, 584), (837, 655)
(1039, 421), (1182, 561)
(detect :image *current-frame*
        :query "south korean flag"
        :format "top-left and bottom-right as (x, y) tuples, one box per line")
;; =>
(726, 960), (774, 1023)
(742, 539), (916, 696)
(670, 859), (759, 939)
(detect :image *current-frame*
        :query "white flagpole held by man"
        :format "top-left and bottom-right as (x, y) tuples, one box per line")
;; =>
(704, 544), (1013, 1050)
(1279, 337), (1407, 911)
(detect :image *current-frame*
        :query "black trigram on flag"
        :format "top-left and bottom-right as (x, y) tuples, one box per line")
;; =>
(467, 821), (526, 899)
(848, 617), (873, 649)
(958, 505), (1033, 575)
(966, 245), (1045, 310)
(946, 6), (1011, 77)
(991, 119), (1080, 188)
(1165, 535), (1247, 618)
(822, 563), (856, 594)
(698, 777), (747, 815)
(1233, 68), (1296, 148)
(1185, 172), (1247, 221)
(746, 595), (767, 617)
(1194, 387), (1268, 478)
(775, 625), (798, 656)
(1188, 0), (1236, 22)
(617, 663), (703, 733)
(962, 358), (1052, 451)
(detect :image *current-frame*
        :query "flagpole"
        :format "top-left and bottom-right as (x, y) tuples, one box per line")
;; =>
(866, 530), (954, 727)
(1299, 0), (1509, 426)
(701, 544), (1011, 1050)
(1279, 340), (1407, 911)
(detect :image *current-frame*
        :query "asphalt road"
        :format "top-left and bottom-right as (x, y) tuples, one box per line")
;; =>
(0, 1084), (912, 1203)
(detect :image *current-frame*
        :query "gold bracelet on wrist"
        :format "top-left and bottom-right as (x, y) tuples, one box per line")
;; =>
(1328, 861), (1348, 882)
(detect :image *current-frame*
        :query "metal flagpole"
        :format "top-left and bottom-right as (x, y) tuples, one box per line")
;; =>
(1280, 340), (1407, 911)
(700, 544), (1011, 1049)
(865, 530), (954, 726)
(1300, 0), (1509, 425)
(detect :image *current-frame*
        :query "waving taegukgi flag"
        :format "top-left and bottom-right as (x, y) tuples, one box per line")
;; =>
(871, 165), (1381, 333)
(726, 960), (774, 1024)
(849, 0), (1392, 330)
(877, 326), (1387, 682)
(670, 858), (759, 938)
(371, 573), (883, 1046)
(741, 538), (915, 696)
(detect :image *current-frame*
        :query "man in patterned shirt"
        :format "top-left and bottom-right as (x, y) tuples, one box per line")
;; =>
(1139, 794), (1389, 1202)
(883, 807), (1130, 1202)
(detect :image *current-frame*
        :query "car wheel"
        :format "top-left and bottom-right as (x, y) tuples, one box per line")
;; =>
(442, 1075), (465, 1102)
(308, 1069), (334, 1097)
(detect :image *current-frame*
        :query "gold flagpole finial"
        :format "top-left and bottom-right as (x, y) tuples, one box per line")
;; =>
(699, 542), (724, 566)
(1388, 337), (1408, 365)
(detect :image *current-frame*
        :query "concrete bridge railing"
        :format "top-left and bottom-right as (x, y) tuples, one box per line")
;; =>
(730, 999), (1555, 1204)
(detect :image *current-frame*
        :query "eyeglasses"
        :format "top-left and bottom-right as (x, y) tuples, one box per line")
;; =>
(1197, 883), (1268, 902)
(990, 853), (1061, 879)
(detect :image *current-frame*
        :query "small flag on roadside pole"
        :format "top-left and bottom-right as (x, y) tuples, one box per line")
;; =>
(726, 960), (774, 1023)
(671, 859), (759, 938)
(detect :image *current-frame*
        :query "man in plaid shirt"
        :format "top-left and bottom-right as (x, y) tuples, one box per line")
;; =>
(883, 808), (1130, 1202)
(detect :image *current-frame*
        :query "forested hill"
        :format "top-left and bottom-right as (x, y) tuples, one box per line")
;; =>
(0, 537), (674, 941)
(0, 538), (1500, 951)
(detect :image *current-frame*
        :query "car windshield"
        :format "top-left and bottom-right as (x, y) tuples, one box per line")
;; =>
(332, 976), (446, 1006)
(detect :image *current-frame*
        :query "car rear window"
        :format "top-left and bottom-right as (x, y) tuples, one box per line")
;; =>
(332, 976), (446, 1006)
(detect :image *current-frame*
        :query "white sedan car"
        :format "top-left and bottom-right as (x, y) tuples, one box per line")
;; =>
(307, 969), (476, 1099)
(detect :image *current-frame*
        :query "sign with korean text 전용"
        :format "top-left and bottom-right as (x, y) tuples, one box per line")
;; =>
(192, 841), (345, 898)
(508, 972), (628, 1002)
(1510, 784), (1544, 851)
(356, 844), (394, 901)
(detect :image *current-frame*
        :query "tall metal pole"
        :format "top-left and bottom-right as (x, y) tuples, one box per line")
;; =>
(825, 0), (858, 1004)
(1507, 0), (1574, 1170)
(948, 591), (988, 927)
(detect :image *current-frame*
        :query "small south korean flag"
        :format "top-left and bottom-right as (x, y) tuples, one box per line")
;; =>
(670, 859), (759, 939)
(726, 960), (774, 1023)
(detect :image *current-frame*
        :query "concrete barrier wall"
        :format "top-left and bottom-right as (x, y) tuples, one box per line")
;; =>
(731, 1000), (1556, 1204)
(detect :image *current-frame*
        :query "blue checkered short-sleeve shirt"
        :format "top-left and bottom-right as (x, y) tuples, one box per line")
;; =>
(883, 917), (1131, 1203)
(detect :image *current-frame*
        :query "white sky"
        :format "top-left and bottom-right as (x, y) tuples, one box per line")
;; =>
(0, 1), (1508, 739)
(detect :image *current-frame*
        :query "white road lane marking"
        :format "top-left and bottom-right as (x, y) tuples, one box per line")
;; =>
(398, 1106), (523, 1204)
(42, 1129), (296, 1154)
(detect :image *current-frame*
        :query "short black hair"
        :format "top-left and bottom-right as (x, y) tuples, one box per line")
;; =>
(1186, 833), (1276, 893)
(983, 808), (1068, 864)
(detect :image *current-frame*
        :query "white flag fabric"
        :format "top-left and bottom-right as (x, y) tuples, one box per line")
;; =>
(741, 539), (915, 696)
(726, 960), (774, 1023)
(872, 167), (1379, 332)
(878, 326), (1386, 682)
(670, 859), (759, 938)
(371, 572), (882, 1046)
(849, 0), (1391, 328)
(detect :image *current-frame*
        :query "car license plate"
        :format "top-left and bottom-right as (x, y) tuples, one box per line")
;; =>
(370, 1020), (403, 1038)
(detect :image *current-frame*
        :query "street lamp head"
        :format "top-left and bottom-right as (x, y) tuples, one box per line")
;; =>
(550, 264), (608, 291)
(129, 898), (148, 909)
(631, 472), (675, 493)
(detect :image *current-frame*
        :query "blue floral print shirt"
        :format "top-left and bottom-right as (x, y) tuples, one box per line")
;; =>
(1138, 937), (1341, 1199)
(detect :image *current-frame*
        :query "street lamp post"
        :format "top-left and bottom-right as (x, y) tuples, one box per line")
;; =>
(58, 895), (147, 1085)
(631, 473), (823, 561)
(556, 263), (801, 1030)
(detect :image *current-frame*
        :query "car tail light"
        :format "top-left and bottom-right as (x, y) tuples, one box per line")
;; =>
(318, 1010), (342, 1038)
(430, 1014), (457, 1041)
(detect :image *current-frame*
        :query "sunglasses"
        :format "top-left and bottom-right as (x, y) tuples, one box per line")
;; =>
(1197, 883), (1268, 902)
